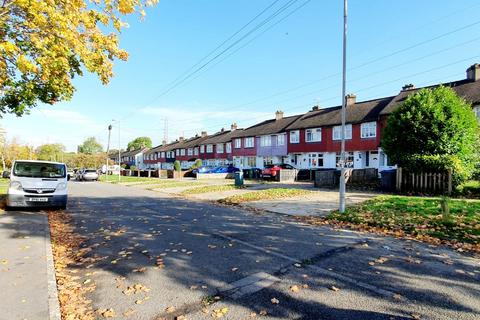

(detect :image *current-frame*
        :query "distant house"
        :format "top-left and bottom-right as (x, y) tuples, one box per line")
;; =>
(120, 147), (149, 169)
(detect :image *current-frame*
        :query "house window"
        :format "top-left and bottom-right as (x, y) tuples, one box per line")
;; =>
(180, 149), (185, 156)
(290, 130), (299, 143)
(194, 147), (199, 156)
(161, 152), (165, 158)
(234, 138), (241, 149)
(206, 144), (213, 153)
(175, 149), (179, 156)
(308, 153), (324, 168)
(260, 135), (271, 147)
(306, 128), (322, 142)
(216, 143), (224, 153)
(187, 148), (193, 156)
(244, 137), (254, 148)
(277, 134), (285, 146)
(247, 156), (256, 167)
(332, 124), (352, 140)
(200, 145), (205, 153)
(361, 122), (377, 138)
(263, 156), (273, 166)
(226, 142), (232, 153)
(336, 152), (354, 168)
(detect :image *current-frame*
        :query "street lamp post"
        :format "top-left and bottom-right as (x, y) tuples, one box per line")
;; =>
(105, 124), (112, 181)
(339, 0), (348, 213)
(112, 120), (121, 182)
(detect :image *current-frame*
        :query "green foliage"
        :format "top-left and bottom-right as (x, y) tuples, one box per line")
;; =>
(174, 160), (181, 172)
(127, 137), (152, 151)
(78, 137), (103, 154)
(456, 180), (480, 198)
(130, 165), (137, 171)
(382, 86), (479, 184)
(36, 143), (65, 161)
(190, 159), (203, 169)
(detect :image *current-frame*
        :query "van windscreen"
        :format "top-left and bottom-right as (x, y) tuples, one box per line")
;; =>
(13, 162), (66, 178)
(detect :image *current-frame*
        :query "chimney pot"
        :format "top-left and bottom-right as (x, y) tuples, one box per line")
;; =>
(179, 137), (184, 142)
(201, 131), (208, 137)
(402, 84), (416, 91)
(275, 110), (284, 120)
(312, 105), (319, 111)
(162, 140), (167, 145)
(221, 128), (225, 132)
(231, 123), (238, 131)
(467, 63), (480, 81)
(346, 94), (356, 106)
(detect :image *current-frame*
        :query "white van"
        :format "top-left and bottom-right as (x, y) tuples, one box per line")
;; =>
(7, 160), (69, 209)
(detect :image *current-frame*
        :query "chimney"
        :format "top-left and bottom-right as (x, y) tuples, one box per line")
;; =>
(402, 84), (416, 91)
(179, 137), (184, 142)
(162, 140), (167, 145)
(312, 105), (319, 111)
(346, 94), (356, 106)
(201, 131), (208, 137)
(467, 63), (480, 81)
(231, 123), (238, 131)
(275, 110), (284, 120)
(221, 127), (225, 132)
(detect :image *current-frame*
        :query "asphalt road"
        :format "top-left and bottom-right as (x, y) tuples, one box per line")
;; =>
(64, 181), (479, 320)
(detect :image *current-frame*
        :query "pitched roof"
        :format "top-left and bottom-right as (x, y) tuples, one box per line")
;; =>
(286, 96), (394, 130)
(234, 115), (302, 137)
(121, 147), (149, 157)
(199, 129), (233, 145)
(380, 78), (480, 116)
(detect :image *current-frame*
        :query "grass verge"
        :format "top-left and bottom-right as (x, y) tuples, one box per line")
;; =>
(219, 188), (312, 205)
(99, 175), (164, 184)
(180, 184), (245, 195)
(322, 195), (480, 251)
(147, 181), (206, 190)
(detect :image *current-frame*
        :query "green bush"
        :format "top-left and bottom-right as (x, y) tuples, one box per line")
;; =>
(174, 160), (181, 172)
(130, 165), (137, 171)
(382, 86), (479, 185)
(456, 180), (480, 198)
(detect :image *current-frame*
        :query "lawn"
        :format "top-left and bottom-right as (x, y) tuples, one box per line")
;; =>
(219, 188), (312, 204)
(99, 175), (167, 184)
(146, 181), (206, 190)
(327, 195), (480, 246)
(180, 184), (245, 195)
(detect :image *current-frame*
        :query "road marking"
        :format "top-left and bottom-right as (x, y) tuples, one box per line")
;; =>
(220, 272), (280, 299)
(216, 232), (398, 299)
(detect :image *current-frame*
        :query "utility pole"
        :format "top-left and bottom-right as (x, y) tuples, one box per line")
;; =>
(117, 121), (121, 182)
(339, 0), (348, 213)
(163, 118), (168, 143)
(106, 124), (112, 181)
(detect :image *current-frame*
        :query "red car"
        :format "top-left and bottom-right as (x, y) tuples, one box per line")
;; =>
(261, 164), (295, 180)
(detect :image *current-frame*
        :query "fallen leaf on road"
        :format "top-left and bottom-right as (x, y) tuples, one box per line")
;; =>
(393, 293), (403, 300)
(83, 279), (92, 284)
(97, 308), (116, 318)
(294, 263), (302, 268)
(0, 259), (8, 265)
(231, 267), (238, 272)
(249, 312), (257, 317)
(290, 285), (300, 293)
(259, 310), (268, 316)
(302, 284), (309, 289)
(411, 314), (421, 319)
(133, 267), (147, 273)
(123, 309), (136, 317)
(208, 245), (217, 249)
(270, 298), (279, 304)
(330, 286), (340, 292)
(212, 307), (229, 318)
(135, 299), (143, 305)
(165, 306), (176, 313)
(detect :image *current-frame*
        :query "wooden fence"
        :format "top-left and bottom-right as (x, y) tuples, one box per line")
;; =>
(396, 168), (452, 195)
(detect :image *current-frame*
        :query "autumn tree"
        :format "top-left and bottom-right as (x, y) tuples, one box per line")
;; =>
(382, 86), (479, 184)
(127, 136), (152, 150)
(0, 0), (158, 116)
(36, 143), (65, 162)
(78, 137), (103, 154)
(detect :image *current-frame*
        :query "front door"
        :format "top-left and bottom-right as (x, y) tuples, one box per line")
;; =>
(369, 151), (379, 168)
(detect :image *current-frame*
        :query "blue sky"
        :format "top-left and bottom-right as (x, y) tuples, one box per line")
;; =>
(3, 0), (480, 151)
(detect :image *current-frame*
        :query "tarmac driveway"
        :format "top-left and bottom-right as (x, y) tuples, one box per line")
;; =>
(63, 181), (480, 320)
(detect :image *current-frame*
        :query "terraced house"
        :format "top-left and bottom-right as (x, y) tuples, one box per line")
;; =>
(141, 63), (479, 172)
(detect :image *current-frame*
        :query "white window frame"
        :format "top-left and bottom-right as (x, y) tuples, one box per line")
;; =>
(180, 149), (185, 156)
(200, 145), (205, 153)
(206, 144), (213, 153)
(474, 106), (480, 120)
(277, 134), (285, 146)
(260, 135), (271, 147)
(361, 122), (377, 138)
(194, 147), (199, 156)
(187, 148), (193, 156)
(234, 138), (241, 149)
(308, 153), (324, 168)
(244, 137), (254, 148)
(161, 152), (165, 158)
(175, 149), (179, 156)
(290, 130), (299, 143)
(216, 143), (224, 154)
(333, 124), (352, 140)
(226, 142), (232, 153)
(305, 128), (322, 142)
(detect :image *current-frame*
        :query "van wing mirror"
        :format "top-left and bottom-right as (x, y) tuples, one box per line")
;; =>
(2, 171), (10, 179)
(67, 174), (71, 181)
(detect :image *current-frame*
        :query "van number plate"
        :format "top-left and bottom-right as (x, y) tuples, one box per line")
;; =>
(28, 197), (48, 202)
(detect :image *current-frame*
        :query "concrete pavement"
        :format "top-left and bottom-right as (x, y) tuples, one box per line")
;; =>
(0, 210), (60, 320)
(63, 181), (480, 320)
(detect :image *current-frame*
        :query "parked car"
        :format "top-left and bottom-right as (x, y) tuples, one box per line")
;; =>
(211, 165), (240, 174)
(67, 169), (75, 180)
(77, 169), (99, 181)
(261, 164), (295, 180)
(6, 160), (69, 209)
